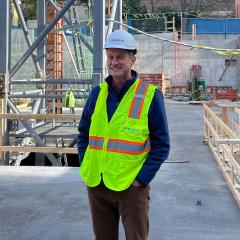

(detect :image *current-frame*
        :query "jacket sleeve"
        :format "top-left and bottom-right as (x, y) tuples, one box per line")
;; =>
(136, 89), (170, 186)
(77, 87), (100, 165)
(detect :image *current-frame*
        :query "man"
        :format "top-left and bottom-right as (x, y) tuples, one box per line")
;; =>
(77, 29), (170, 240)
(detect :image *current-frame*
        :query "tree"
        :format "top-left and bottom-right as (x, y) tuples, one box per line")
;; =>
(21, 0), (37, 20)
(148, 0), (162, 12)
(122, 0), (147, 19)
(21, 0), (88, 20)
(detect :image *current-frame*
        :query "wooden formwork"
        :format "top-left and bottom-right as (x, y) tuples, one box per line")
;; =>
(203, 100), (240, 207)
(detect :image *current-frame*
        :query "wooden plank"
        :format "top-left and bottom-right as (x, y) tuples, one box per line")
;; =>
(211, 99), (235, 107)
(208, 140), (240, 207)
(221, 144), (240, 176)
(0, 146), (77, 154)
(203, 104), (237, 138)
(0, 113), (81, 120)
(233, 106), (240, 115)
(216, 139), (240, 144)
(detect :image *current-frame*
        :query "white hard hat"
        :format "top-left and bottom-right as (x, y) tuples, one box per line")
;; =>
(104, 29), (137, 50)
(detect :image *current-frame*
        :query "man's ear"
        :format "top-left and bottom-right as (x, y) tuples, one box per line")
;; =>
(131, 55), (136, 66)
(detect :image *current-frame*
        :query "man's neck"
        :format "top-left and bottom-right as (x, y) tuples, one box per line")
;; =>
(112, 72), (132, 93)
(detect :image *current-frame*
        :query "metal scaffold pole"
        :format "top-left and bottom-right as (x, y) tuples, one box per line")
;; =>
(0, 0), (10, 165)
(13, 0), (43, 79)
(106, 0), (122, 36)
(92, 0), (105, 86)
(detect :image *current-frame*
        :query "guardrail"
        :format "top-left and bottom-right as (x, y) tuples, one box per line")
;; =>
(203, 101), (240, 207)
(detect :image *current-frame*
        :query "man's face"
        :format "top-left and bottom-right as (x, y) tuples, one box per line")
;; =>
(106, 48), (136, 79)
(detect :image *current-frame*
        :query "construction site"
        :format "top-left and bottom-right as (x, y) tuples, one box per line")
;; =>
(0, 0), (240, 239)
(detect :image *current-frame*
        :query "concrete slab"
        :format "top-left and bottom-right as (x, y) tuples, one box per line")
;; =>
(0, 99), (239, 240)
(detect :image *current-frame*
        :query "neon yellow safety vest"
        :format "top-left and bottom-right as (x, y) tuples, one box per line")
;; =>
(80, 78), (157, 191)
(63, 91), (75, 108)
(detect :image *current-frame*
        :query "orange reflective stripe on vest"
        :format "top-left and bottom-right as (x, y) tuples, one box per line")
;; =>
(128, 80), (150, 119)
(107, 138), (151, 155)
(89, 136), (104, 150)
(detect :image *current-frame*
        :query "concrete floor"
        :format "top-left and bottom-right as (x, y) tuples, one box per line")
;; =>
(0, 99), (240, 240)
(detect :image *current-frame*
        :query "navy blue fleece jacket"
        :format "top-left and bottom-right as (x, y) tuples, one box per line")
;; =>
(77, 70), (170, 186)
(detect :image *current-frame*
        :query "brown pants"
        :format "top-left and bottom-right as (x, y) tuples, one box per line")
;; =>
(87, 182), (150, 240)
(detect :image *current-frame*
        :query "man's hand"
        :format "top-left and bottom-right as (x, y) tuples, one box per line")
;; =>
(132, 180), (142, 187)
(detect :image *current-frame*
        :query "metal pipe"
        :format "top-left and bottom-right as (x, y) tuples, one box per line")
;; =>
(13, 0), (43, 78)
(10, 79), (92, 84)
(10, 0), (76, 79)
(32, 98), (42, 114)
(0, 1), (10, 74)
(72, 6), (85, 71)
(37, 0), (47, 113)
(0, 0), (10, 165)
(10, 94), (89, 99)
(106, 0), (118, 37)
(116, 0), (122, 30)
(12, 89), (42, 94)
(68, 9), (81, 73)
(63, 33), (81, 78)
(44, 89), (88, 92)
(7, 98), (59, 166)
(92, 0), (105, 86)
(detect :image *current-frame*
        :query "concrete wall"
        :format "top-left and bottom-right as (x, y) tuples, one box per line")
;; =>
(10, 29), (240, 90)
(134, 33), (240, 89)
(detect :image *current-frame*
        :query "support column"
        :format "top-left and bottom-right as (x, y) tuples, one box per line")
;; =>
(0, 0), (10, 165)
(106, 0), (118, 37)
(113, 0), (122, 30)
(36, 0), (47, 166)
(13, 0), (43, 79)
(93, 0), (105, 86)
(37, 0), (47, 76)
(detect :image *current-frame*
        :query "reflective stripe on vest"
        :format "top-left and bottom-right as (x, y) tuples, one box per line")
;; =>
(128, 80), (150, 119)
(89, 136), (104, 150)
(107, 138), (151, 155)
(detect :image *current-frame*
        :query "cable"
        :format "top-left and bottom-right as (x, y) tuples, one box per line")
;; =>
(106, 19), (240, 55)
(164, 160), (190, 163)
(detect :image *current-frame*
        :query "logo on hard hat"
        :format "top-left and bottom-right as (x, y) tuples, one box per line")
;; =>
(110, 39), (124, 43)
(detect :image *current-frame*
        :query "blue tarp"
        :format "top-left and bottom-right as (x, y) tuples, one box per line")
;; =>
(186, 18), (240, 34)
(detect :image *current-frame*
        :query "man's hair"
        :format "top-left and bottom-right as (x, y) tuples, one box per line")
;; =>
(127, 49), (137, 56)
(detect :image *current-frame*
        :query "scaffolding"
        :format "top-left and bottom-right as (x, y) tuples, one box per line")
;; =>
(0, 0), (121, 166)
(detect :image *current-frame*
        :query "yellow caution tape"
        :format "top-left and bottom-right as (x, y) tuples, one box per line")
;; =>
(107, 19), (240, 55)
(214, 50), (240, 55)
